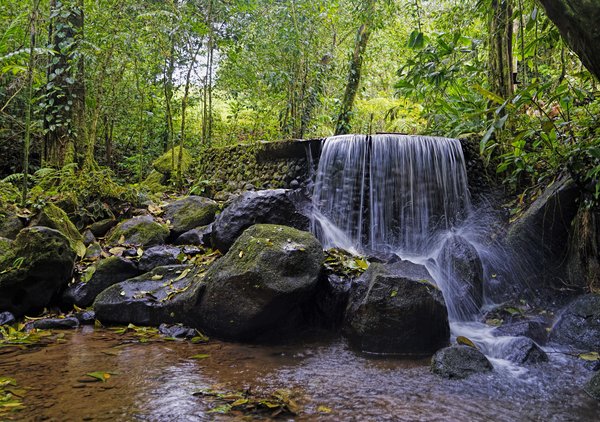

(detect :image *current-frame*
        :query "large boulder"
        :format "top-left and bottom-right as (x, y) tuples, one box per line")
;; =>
(0, 227), (76, 317)
(196, 224), (323, 341)
(138, 245), (181, 273)
(163, 196), (219, 237)
(211, 189), (311, 253)
(153, 146), (193, 175)
(94, 264), (205, 326)
(62, 257), (140, 307)
(107, 215), (169, 246)
(551, 294), (600, 351)
(29, 203), (83, 247)
(436, 234), (484, 320)
(0, 210), (23, 239)
(342, 262), (450, 355)
(89, 219), (118, 237)
(504, 337), (548, 364)
(175, 224), (212, 247)
(431, 346), (494, 379)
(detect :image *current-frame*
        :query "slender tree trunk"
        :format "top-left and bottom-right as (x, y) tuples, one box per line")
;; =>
(163, 49), (175, 163)
(134, 57), (144, 184)
(488, 0), (514, 101)
(335, 14), (372, 135)
(22, 4), (38, 207)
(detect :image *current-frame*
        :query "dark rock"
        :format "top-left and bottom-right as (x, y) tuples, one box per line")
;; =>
(197, 224), (323, 342)
(175, 224), (212, 247)
(74, 310), (96, 325)
(584, 360), (600, 372)
(28, 203), (83, 247)
(84, 242), (102, 259)
(62, 257), (140, 308)
(107, 215), (170, 246)
(436, 234), (484, 320)
(163, 196), (219, 237)
(212, 189), (311, 253)
(138, 246), (181, 273)
(33, 317), (79, 329)
(313, 274), (352, 330)
(505, 337), (548, 364)
(342, 262), (449, 355)
(0, 227), (76, 317)
(159, 323), (196, 339)
(552, 294), (600, 350)
(89, 219), (118, 237)
(0, 311), (15, 326)
(82, 230), (96, 246)
(585, 371), (600, 400)
(495, 320), (550, 345)
(0, 211), (23, 239)
(290, 180), (299, 189)
(93, 265), (206, 327)
(431, 346), (493, 379)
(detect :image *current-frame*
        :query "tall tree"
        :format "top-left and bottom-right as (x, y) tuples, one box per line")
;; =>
(488, 0), (514, 101)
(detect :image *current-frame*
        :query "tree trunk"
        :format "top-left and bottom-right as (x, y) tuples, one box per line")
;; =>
(22, 4), (38, 207)
(538, 0), (600, 81)
(488, 0), (514, 101)
(335, 21), (372, 135)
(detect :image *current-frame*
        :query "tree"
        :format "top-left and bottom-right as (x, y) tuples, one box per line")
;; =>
(488, 0), (514, 101)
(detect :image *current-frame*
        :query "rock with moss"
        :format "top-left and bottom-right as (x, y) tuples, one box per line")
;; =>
(89, 219), (118, 237)
(342, 262), (449, 355)
(431, 346), (493, 379)
(142, 170), (168, 193)
(0, 237), (13, 263)
(175, 224), (212, 247)
(585, 371), (600, 400)
(0, 210), (23, 239)
(436, 234), (483, 320)
(551, 293), (600, 350)
(196, 224), (323, 341)
(94, 264), (206, 326)
(62, 256), (140, 307)
(153, 146), (193, 175)
(0, 227), (76, 317)
(107, 215), (169, 246)
(139, 245), (181, 273)
(28, 203), (83, 247)
(211, 189), (311, 253)
(85, 242), (102, 259)
(163, 196), (219, 237)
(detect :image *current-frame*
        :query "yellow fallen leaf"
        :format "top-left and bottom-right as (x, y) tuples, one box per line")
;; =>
(239, 251), (243, 258)
(317, 405), (332, 413)
(579, 352), (600, 361)
(118, 235), (125, 245)
(232, 399), (248, 406)
(173, 268), (190, 281)
(151, 274), (163, 280)
(456, 336), (477, 348)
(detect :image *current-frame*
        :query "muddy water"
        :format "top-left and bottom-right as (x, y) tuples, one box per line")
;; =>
(2, 327), (599, 422)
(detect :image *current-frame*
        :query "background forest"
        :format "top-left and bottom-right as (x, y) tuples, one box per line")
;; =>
(1, 0), (599, 209)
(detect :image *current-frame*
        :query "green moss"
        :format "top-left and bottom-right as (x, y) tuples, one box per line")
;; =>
(37, 203), (83, 247)
(108, 216), (169, 246)
(0, 238), (14, 270)
(153, 146), (193, 175)
(142, 170), (168, 193)
(175, 202), (218, 231)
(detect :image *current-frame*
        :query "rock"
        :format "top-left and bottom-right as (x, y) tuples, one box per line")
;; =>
(505, 178), (582, 293)
(342, 262), (449, 355)
(0, 210), (23, 239)
(552, 294), (600, 350)
(93, 264), (205, 326)
(159, 323), (196, 339)
(0, 311), (15, 326)
(436, 234), (484, 320)
(82, 229), (96, 246)
(197, 224), (323, 341)
(163, 196), (219, 237)
(84, 242), (103, 259)
(175, 224), (212, 247)
(74, 310), (95, 325)
(211, 189), (311, 253)
(138, 246), (181, 273)
(503, 337), (548, 364)
(142, 170), (168, 193)
(107, 215), (169, 246)
(494, 320), (549, 346)
(0, 227), (76, 317)
(313, 274), (351, 330)
(585, 371), (600, 400)
(153, 146), (193, 175)
(62, 257), (140, 308)
(29, 203), (83, 247)
(0, 237), (13, 263)
(431, 346), (494, 379)
(33, 317), (79, 329)
(89, 219), (118, 237)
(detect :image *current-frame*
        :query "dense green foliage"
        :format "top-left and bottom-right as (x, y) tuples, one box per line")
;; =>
(0, 0), (598, 207)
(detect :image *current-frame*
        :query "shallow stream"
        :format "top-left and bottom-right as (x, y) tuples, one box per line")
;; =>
(2, 327), (599, 421)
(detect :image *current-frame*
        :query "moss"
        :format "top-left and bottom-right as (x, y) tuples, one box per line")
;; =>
(0, 210), (23, 239)
(0, 237), (14, 270)
(142, 170), (168, 193)
(37, 203), (83, 248)
(108, 216), (169, 246)
(174, 202), (218, 231)
(153, 146), (193, 175)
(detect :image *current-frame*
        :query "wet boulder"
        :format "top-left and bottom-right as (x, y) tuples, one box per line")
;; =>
(585, 371), (600, 400)
(504, 337), (548, 364)
(0, 227), (76, 317)
(82, 229), (96, 246)
(163, 196), (219, 238)
(175, 224), (212, 247)
(159, 323), (196, 339)
(33, 317), (79, 330)
(436, 234), (483, 320)
(494, 320), (549, 346)
(196, 224), (323, 342)
(62, 256), (140, 308)
(0, 210), (23, 239)
(211, 189), (311, 253)
(94, 264), (206, 327)
(84, 242), (102, 259)
(431, 346), (493, 379)
(342, 262), (449, 355)
(107, 215), (169, 246)
(0, 311), (15, 326)
(89, 219), (118, 237)
(551, 294), (600, 351)
(313, 274), (352, 330)
(138, 245), (181, 273)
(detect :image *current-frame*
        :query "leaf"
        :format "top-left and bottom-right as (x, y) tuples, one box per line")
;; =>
(504, 308), (520, 314)
(578, 352), (600, 361)
(118, 235), (125, 245)
(173, 268), (190, 281)
(151, 274), (163, 280)
(86, 372), (107, 382)
(239, 251), (243, 258)
(108, 246), (125, 255)
(101, 348), (122, 356)
(588, 147), (600, 160)
(189, 354), (211, 359)
(208, 404), (232, 413)
(232, 399), (248, 406)
(120, 290), (126, 296)
(75, 241), (86, 258)
(391, 291), (398, 297)
(317, 405), (332, 413)
(456, 336), (477, 348)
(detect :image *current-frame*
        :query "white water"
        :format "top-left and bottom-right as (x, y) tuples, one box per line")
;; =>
(310, 134), (537, 375)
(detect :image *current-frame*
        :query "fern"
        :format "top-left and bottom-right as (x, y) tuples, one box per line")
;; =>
(1, 173), (24, 183)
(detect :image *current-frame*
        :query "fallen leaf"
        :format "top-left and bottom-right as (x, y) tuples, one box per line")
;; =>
(189, 354), (211, 359)
(579, 352), (600, 361)
(75, 241), (87, 258)
(151, 274), (163, 280)
(232, 399), (248, 406)
(173, 268), (190, 281)
(118, 235), (125, 245)
(456, 336), (477, 348)
(317, 405), (332, 413)
(391, 291), (398, 297)
(101, 349), (122, 356)
(239, 251), (243, 258)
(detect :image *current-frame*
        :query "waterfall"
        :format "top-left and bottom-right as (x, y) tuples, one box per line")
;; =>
(311, 134), (471, 257)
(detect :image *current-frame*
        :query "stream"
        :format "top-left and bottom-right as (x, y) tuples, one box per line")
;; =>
(2, 326), (599, 421)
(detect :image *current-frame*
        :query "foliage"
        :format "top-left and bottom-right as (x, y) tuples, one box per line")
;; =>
(323, 247), (370, 278)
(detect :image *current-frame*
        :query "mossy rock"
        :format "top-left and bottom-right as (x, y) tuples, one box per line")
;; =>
(163, 196), (219, 237)
(107, 215), (170, 246)
(153, 146), (193, 175)
(30, 203), (83, 249)
(585, 371), (600, 400)
(0, 237), (14, 269)
(431, 346), (493, 379)
(142, 170), (168, 193)
(0, 210), (23, 240)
